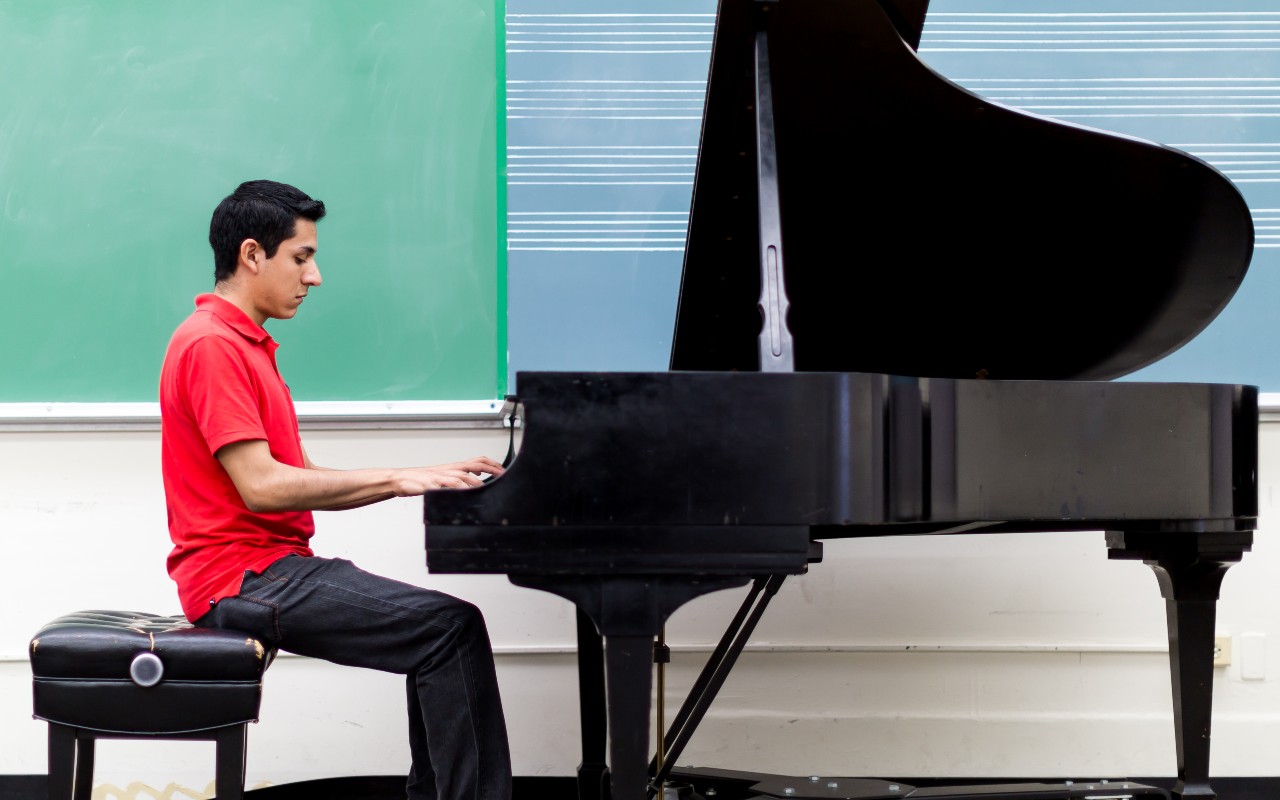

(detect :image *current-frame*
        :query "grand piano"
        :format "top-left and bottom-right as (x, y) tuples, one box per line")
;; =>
(424, 1), (1258, 798)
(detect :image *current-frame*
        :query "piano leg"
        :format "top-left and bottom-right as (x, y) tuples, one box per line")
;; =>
(604, 634), (658, 800)
(577, 608), (609, 800)
(1107, 529), (1252, 800)
(512, 575), (752, 800)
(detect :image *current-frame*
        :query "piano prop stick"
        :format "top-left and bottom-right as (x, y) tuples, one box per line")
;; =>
(424, 0), (1258, 798)
(752, 0), (793, 373)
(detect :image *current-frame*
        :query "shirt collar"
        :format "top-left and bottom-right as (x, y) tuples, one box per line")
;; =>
(195, 294), (274, 347)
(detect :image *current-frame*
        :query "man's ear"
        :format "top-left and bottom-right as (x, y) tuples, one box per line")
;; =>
(238, 238), (263, 275)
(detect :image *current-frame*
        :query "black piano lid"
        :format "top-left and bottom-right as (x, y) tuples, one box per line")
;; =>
(669, 0), (1256, 381)
(875, 0), (931, 51)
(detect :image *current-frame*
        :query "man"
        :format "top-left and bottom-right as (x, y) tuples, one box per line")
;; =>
(159, 179), (511, 800)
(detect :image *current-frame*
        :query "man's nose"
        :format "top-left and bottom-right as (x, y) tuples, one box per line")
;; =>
(304, 262), (322, 286)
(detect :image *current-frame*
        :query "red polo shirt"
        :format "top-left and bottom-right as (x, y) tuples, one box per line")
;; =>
(160, 294), (314, 621)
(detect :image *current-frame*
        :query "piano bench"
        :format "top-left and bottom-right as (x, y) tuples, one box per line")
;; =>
(29, 610), (275, 800)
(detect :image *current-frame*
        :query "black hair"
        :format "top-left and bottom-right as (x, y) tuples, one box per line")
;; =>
(208, 179), (326, 282)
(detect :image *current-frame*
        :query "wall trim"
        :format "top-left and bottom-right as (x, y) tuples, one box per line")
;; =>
(0, 399), (515, 432)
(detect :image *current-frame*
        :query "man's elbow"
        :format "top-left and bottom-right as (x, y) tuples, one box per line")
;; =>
(234, 477), (294, 513)
(238, 490), (275, 514)
(240, 494), (278, 514)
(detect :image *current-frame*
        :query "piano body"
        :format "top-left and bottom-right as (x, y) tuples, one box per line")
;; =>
(424, 1), (1258, 798)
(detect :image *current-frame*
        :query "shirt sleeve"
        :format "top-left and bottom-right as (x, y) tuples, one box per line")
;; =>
(178, 335), (269, 455)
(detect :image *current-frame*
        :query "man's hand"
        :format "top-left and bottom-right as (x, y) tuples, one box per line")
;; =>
(390, 456), (505, 495)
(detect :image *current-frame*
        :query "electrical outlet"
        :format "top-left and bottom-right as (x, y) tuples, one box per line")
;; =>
(1214, 635), (1232, 667)
(1241, 632), (1266, 680)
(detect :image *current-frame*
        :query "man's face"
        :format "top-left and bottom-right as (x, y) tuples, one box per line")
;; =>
(251, 218), (320, 323)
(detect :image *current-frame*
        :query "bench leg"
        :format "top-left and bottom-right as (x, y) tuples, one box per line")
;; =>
(73, 734), (94, 800)
(47, 724), (76, 800)
(215, 725), (247, 800)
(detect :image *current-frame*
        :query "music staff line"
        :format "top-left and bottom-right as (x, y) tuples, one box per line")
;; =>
(507, 11), (1280, 248)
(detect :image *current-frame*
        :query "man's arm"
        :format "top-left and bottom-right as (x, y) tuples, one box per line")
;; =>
(216, 439), (503, 513)
(296, 441), (430, 511)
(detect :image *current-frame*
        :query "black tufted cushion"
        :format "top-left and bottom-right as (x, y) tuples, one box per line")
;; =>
(31, 610), (275, 735)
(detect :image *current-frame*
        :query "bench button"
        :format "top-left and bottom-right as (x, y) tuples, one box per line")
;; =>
(129, 652), (164, 687)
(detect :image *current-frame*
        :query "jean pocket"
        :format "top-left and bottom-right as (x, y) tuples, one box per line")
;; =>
(211, 595), (281, 645)
(239, 568), (269, 594)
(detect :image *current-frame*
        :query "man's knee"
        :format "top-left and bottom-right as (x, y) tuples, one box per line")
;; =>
(448, 596), (488, 636)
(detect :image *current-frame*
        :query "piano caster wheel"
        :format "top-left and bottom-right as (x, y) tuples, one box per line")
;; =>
(660, 782), (700, 800)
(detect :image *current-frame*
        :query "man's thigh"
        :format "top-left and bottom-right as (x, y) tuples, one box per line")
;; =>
(202, 555), (479, 674)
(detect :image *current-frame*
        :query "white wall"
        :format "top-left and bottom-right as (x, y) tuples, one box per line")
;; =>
(2, 415), (1278, 795)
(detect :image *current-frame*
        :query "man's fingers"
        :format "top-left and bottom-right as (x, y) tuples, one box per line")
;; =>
(432, 471), (484, 488)
(460, 456), (505, 473)
(398, 464), (497, 494)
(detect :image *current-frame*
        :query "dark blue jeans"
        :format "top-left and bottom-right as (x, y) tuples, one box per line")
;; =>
(196, 554), (511, 800)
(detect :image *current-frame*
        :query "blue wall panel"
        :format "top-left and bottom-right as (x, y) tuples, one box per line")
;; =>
(506, 0), (1280, 390)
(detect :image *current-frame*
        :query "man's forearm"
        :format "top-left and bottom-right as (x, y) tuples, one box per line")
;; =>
(239, 462), (402, 513)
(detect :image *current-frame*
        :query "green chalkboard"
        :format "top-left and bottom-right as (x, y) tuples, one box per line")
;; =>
(0, 0), (506, 405)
